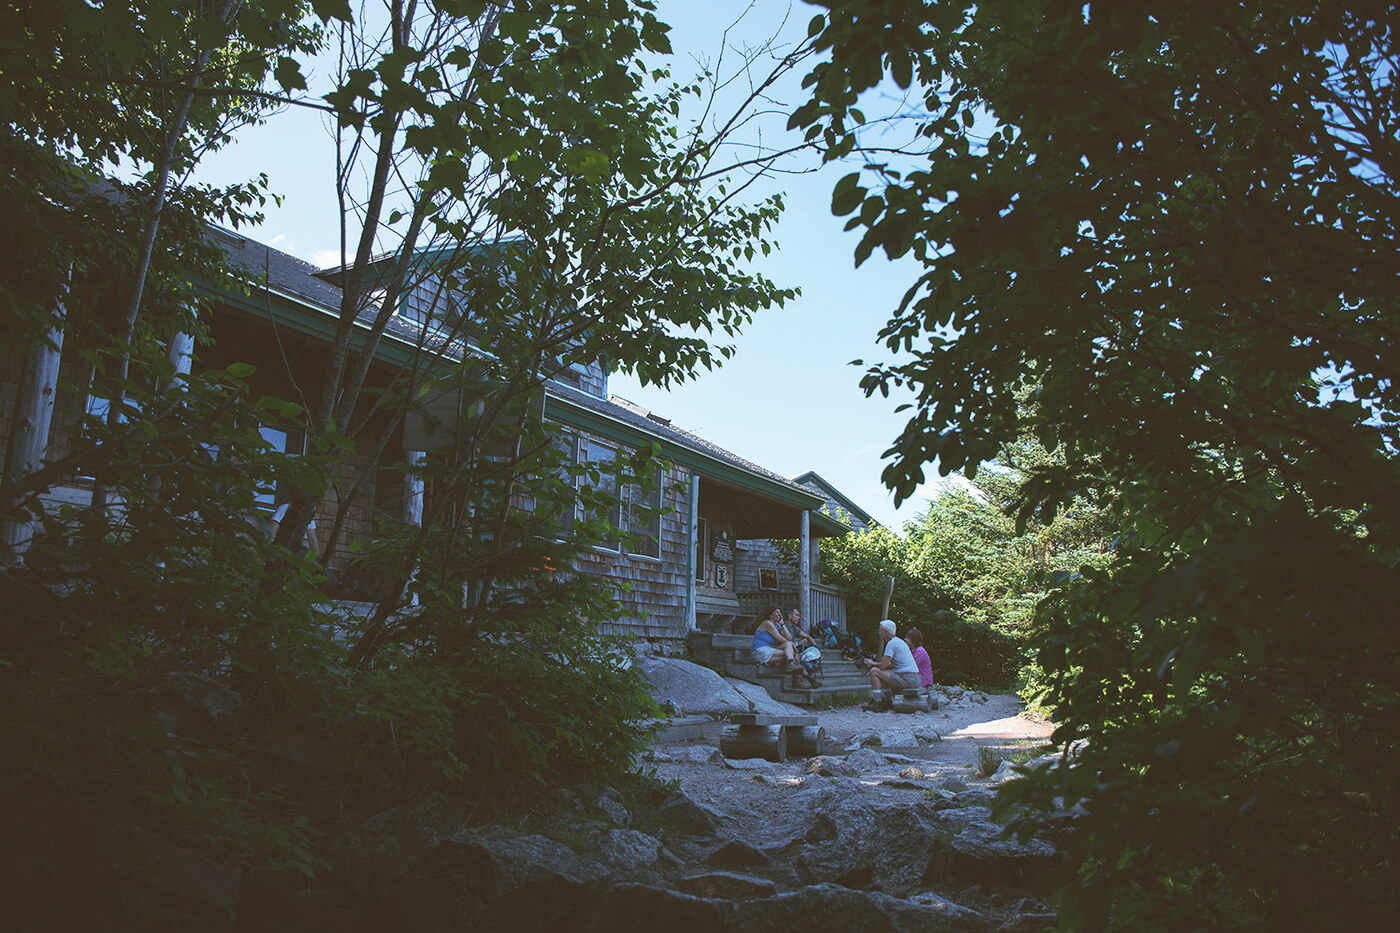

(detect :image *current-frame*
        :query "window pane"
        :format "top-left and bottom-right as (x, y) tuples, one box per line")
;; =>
(576, 439), (619, 550)
(628, 474), (662, 559)
(257, 426), (291, 505)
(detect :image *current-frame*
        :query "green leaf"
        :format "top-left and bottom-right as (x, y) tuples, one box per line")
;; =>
(273, 56), (307, 92)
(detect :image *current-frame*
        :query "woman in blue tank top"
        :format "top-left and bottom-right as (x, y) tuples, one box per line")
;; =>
(751, 605), (800, 671)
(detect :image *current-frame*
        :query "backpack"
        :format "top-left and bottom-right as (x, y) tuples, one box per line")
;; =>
(812, 619), (841, 649)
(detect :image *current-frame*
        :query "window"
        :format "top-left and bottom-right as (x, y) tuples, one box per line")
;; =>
(626, 470), (662, 559)
(524, 431), (577, 538)
(256, 425), (303, 506)
(759, 568), (778, 590)
(575, 437), (620, 550)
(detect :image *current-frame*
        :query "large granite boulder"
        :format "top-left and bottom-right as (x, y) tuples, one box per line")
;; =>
(638, 656), (758, 716)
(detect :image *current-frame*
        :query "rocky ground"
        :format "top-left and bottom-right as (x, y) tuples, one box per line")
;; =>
(630, 690), (1063, 931)
(386, 667), (1075, 932)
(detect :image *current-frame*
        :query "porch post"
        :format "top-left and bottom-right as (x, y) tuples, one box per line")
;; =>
(164, 328), (195, 391)
(404, 450), (425, 607)
(2, 302), (66, 558)
(799, 509), (811, 627)
(404, 450), (426, 526)
(685, 471), (698, 632)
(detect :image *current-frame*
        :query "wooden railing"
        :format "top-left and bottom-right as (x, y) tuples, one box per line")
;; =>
(737, 582), (847, 630)
(810, 582), (846, 628)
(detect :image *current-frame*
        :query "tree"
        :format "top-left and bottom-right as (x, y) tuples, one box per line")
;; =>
(799, 1), (1399, 927)
(817, 432), (1116, 688)
(1, 2), (816, 924)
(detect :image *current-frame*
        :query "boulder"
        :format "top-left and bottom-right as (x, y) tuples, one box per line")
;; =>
(417, 824), (607, 930)
(655, 789), (725, 836)
(946, 819), (1057, 884)
(843, 748), (887, 773)
(805, 755), (857, 777)
(149, 671), (244, 740)
(592, 794), (630, 827)
(906, 891), (987, 928)
(848, 727), (919, 750)
(582, 883), (730, 933)
(668, 745), (725, 765)
(361, 791), (473, 876)
(638, 656), (755, 716)
(676, 870), (778, 900)
(912, 725), (942, 744)
(864, 806), (963, 895)
(730, 883), (984, 933)
(593, 829), (667, 875)
(728, 678), (806, 716)
(881, 779), (929, 791)
(998, 912), (1060, 932)
(723, 756), (785, 773)
(706, 839), (771, 869)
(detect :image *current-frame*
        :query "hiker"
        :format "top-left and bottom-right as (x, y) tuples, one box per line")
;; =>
(907, 627), (935, 689)
(784, 608), (817, 649)
(785, 608), (824, 687)
(861, 619), (921, 710)
(751, 605), (801, 673)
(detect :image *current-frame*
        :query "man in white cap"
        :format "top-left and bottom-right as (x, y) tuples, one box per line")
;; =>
(862, 619), (921, 711)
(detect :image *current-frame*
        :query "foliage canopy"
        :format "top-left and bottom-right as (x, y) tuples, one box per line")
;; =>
(0, 0), (808, 925)
(801, 0), (1400, 927)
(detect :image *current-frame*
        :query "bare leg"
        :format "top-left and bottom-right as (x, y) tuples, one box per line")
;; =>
(870, 668), (894, 690)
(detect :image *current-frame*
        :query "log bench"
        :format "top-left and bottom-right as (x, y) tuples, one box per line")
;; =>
(891, 688), (938, 713)
(720, 713), (827, 762)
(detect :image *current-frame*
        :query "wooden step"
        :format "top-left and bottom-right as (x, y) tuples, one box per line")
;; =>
(689, 631), (873, 707)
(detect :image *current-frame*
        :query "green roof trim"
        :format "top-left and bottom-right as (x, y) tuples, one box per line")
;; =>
(193, 273), (435, 373)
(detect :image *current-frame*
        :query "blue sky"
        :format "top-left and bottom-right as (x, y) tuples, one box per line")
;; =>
(192, 1), (958, 528)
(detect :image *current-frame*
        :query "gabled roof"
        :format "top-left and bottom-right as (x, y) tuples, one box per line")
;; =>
(201, 229), (848, 538)
(206, 227), (476, 367)
(790, 470), (879, 530)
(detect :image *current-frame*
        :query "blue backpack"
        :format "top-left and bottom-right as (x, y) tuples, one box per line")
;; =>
(812, 619), (841, 649)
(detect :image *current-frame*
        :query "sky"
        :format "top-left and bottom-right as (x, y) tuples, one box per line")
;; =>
(191, 1), (961, 529)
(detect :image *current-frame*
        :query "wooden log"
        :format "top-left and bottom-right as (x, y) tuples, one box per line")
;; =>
(721, 723), (786, 762)
(787, 725), (827, 758)
(892, 689), (932, 713)
(727, 713), (818, 728)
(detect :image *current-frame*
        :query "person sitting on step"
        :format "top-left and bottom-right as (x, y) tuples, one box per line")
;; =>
(907, 627), (935, 690)
(861, 619), (921, 710)
(785, 608), (818, 650)
(785, 608), (823, 688)
(751, 605), (802, 674)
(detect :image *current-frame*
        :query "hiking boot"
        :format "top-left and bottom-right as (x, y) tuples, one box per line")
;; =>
(860, 699), (883, 712)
